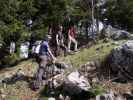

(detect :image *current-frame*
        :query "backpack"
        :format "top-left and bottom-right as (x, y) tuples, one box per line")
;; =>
(39, 41), (49, 55)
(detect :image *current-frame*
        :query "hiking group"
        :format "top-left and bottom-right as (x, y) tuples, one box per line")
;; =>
(32, 19), (79, 90)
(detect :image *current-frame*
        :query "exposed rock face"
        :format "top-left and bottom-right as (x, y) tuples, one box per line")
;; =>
(104, 25), (130, 40)
(63, 71), (91, 96)
(106, 40), (133, 81)
(43, 70), (91, 99)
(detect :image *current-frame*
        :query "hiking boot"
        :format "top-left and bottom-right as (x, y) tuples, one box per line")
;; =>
(74, 49), (79, 52)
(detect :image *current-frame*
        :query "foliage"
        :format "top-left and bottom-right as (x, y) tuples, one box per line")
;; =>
(0, 0), (35, 45)
(89, 83), (105, 97)
(104, 0), (133, 31)
(0, 0), (90, 47)
(0, 0), (76, 63)
(0, 0), (71, 46)
(1, 53), (19, 66)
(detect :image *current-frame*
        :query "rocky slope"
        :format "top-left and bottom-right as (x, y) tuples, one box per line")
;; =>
(0, 40), (133, 100)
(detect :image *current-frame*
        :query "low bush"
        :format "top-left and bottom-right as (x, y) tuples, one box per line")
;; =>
(1, 53), (20, 67)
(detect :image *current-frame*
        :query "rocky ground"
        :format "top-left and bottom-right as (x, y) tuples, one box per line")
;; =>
(0, 39), (133, 100)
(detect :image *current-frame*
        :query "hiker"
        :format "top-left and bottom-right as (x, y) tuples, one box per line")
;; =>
(20, 41), (30, 59)
(32, 35), (56, 90)
(48, 24), (52, 35)
(67, 22), (78, 52)
(10, 41), (15, 54)
(56, 25), (68, 56)
(49, 23), (60, 56)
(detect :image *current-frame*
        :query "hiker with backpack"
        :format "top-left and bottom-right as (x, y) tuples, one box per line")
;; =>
(49, 23), (60, 56)
(32, 35), (56, 90)
(56, 25), (68, 56)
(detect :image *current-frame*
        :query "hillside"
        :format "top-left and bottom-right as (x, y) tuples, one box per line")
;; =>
(0, 39), (128, 100)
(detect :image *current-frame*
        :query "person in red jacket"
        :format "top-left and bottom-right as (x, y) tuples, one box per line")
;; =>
(68, 22), (78, 52)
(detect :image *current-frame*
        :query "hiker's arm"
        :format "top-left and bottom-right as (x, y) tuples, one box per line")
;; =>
(56, 34), (59, 45)
(68, 29), (70, 36)
(48, 47), (56, 61)
(68, 29), (71, 39)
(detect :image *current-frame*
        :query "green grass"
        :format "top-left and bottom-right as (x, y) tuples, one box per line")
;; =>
(59, 40), (125, 68)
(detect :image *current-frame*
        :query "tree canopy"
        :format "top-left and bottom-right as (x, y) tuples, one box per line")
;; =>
(103, 0), (133, 31)
(0, 0), (133, 46)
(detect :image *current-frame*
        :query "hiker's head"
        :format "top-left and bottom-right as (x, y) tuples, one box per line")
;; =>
(69, 21), (74, 29)
(59, 25), (63, 32)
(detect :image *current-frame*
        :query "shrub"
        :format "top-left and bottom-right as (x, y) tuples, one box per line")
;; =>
(89, 83), (105, 97)
(1, 53), (20, 66)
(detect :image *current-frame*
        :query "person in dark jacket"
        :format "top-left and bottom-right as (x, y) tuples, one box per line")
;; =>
(56, 25), (68, 56)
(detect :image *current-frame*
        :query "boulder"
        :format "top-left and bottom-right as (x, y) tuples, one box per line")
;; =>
(104, 25), (130, 40)
(96, 92), (126, 100)
(106, 40), (133, 80)
(62, 71), (91, 96)
(43, 62), (70, 79)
